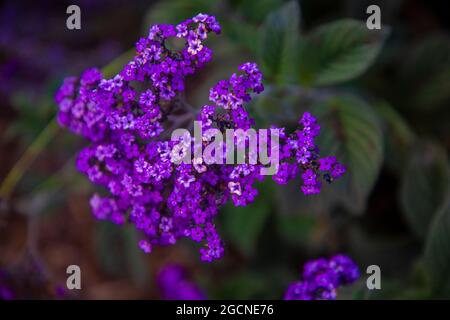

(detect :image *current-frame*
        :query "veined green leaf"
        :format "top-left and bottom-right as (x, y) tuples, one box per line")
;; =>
(400, 141), (450, 239)
(374, 101), (415, 174)
(312, 95), (384, 214)
(298, 19), (388, 86)
(259, 1), (300, 82)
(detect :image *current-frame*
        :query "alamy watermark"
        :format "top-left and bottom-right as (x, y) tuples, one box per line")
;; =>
(366, 264), (381, 290)
(66, 264), (81, 290)
(366, 5), (381, 30)
(170, 121), (280, 176)
(66, 5), (81, 30)
(66, 4), (380, 31)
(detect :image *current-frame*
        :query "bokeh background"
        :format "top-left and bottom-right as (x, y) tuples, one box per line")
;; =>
(1, 0), (449, 299)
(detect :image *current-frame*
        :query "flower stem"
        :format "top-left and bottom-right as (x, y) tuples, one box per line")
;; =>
(0, 119), (59, 200)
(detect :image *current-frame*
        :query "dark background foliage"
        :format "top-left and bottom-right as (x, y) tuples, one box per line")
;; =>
(0, 0), (449, 299)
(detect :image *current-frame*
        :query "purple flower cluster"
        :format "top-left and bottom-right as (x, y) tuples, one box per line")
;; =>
(157, 264), (205, 300)
(56, 14), (227, 261)
(56, 14), (345, 262)
(272, 114), (346, 195)
(284, 255), (359, 300)
(191, 63), (266, 210)
(56, 14), (220, 141)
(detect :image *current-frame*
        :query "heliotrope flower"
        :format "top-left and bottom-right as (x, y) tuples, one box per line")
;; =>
(55, 14), (345, 262)
(284, 255), (359, 300)
(157, 264), (205, 300)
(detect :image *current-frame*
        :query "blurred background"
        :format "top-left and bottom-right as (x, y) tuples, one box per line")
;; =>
(0, 0), (449, 299)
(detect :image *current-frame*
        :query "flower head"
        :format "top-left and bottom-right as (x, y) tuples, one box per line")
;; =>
(284, 254), (359, 300)
(56, 15), (345, 262)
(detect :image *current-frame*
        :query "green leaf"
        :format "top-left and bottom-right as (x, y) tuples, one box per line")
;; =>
(259, 0), (300, 81)
(234, 0), (285, 24)
(400, 35), (450, 111)
(348, 224), (416, 269)
(213, 272), (270, 299)
(374, 101), (414, 173)
(424, 197), (450, 297)
(143, 0), (215, 28)
(400, 141), (450, 239)
(102, 50), (135, 79)
(212, 266), (292, 299)
(223, 20), (261, 55)
(222, 182), (272, 256)
(251, 84), (309, 127)
(312, 95), (384, 214)
(298, 19), (388, 86)
(95, 222), (150, 288)
(276, 213), (317, 245)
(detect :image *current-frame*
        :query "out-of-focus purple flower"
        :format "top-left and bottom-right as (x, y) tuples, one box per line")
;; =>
(329, 254), (360, 285)
(284, 281), (310, 300)
(0, 270), (14, 300)
(157, 264), (205, 300)
(0, 285), (14, 300)
(284, 255), (359, 300)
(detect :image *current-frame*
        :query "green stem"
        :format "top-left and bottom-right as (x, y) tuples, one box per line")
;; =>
(0, 120), (59, 199)
(102, 49), (135, 78)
